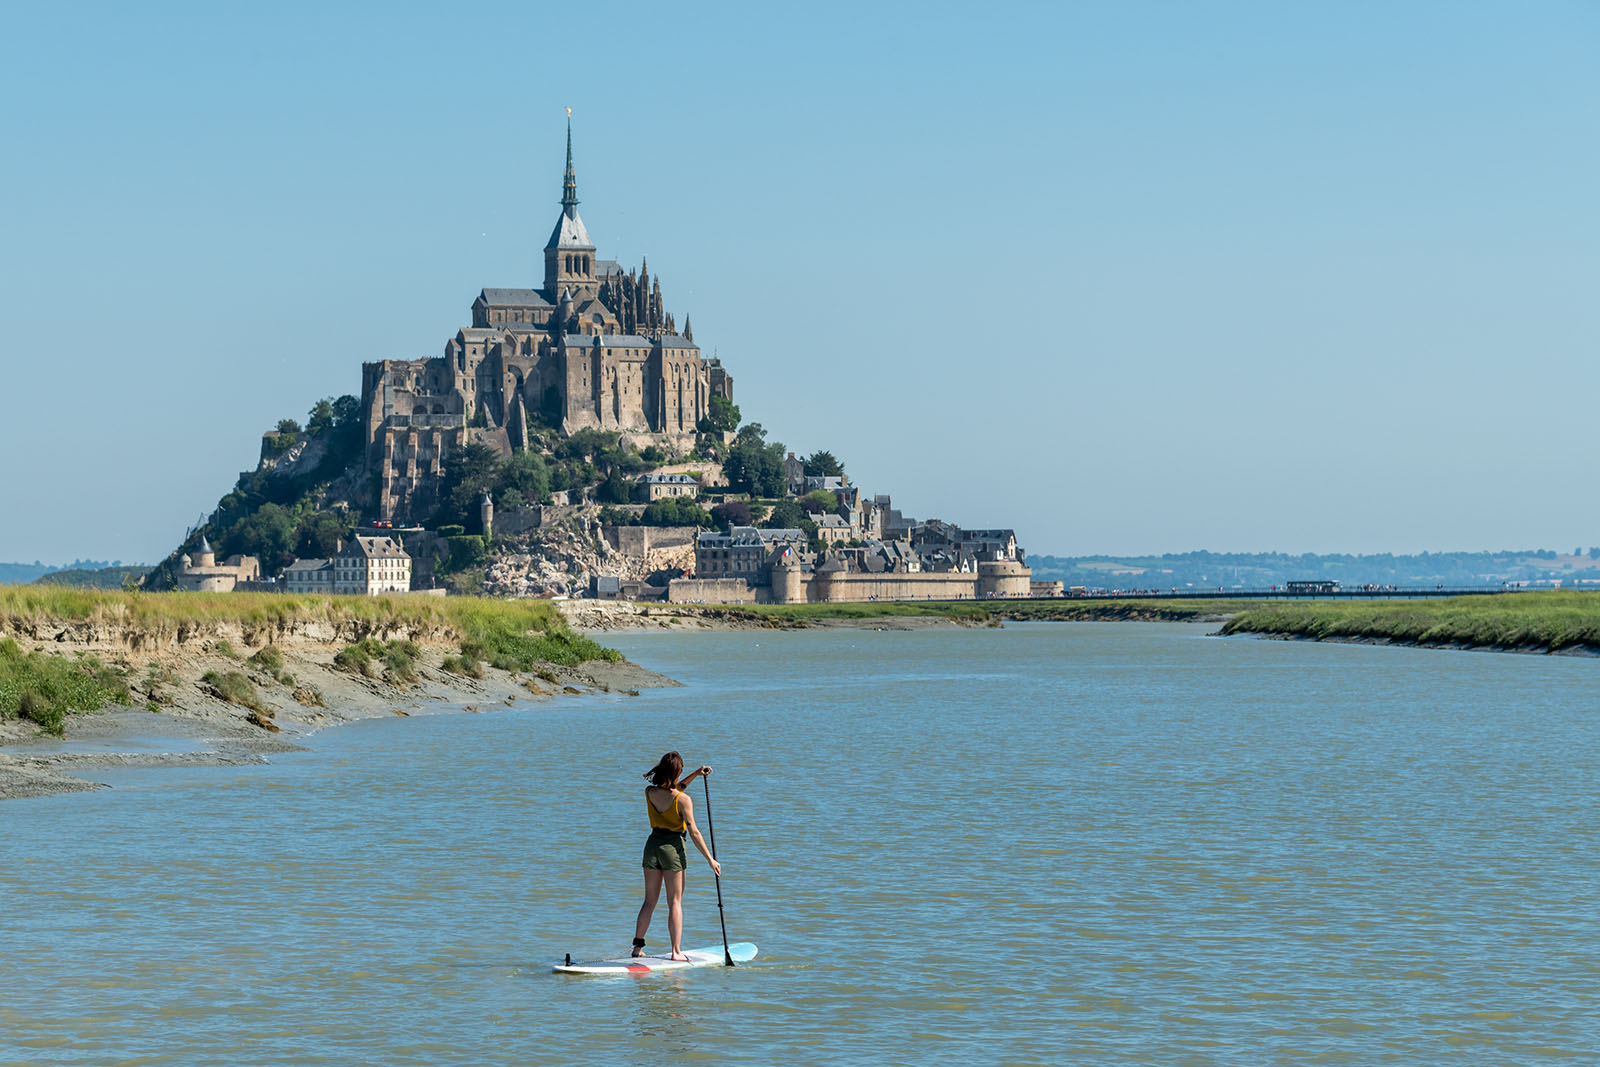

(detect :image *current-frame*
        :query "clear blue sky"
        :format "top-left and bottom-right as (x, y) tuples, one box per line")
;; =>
(2, 1), (1597, 564)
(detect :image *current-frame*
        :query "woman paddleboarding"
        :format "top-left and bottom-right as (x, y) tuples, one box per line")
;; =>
(633, 752), (722, 960)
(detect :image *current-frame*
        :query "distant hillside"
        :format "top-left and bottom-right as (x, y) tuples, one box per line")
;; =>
(33, 565), (152, 590)
(0, 559), (135, 586)
(0, 563), (53, 585)
(1029, 549), (1600, 591)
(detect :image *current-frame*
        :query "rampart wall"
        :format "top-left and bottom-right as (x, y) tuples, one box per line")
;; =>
(803, 572), (982, 603)
(667, 578), (756, 604)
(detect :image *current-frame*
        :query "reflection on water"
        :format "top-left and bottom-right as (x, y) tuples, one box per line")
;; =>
(1, 622), (1596, 1064)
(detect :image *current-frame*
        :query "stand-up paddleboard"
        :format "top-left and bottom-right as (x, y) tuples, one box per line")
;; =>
(554, 942), (757, 975)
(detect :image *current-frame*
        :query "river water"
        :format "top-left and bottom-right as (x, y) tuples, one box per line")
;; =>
(2, 622), (1596, 1064)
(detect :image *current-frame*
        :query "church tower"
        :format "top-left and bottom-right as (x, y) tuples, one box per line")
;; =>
(543, 117), (599, 302)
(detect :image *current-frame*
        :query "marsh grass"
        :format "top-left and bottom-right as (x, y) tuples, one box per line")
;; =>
(335, 638), (423, 684)
(0, 637), (130, 736)
(1221, 591), (1600, 652)
(441, 654), (486, 679)
(685, 598), (1253, 625)
(200, 669), (267, 713)
(249, 646), (285, 672)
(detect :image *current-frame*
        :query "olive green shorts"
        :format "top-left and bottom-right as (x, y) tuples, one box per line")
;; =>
(643, 829), (688, 871)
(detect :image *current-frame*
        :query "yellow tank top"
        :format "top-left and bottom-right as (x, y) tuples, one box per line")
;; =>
(646, 788), (686, 832)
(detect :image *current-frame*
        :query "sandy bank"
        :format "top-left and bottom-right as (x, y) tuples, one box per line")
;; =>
(0, 626), (677, 801)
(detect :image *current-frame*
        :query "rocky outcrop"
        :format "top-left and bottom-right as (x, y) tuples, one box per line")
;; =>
(478, 511), (695, 598)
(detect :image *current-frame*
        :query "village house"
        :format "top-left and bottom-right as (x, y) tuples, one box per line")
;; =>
(694, 526), (806, 584)
(283, 558), (334, 595)
(635, 472), (698, 502)
(815, 513), (853, 545)
(332, 535), (412, 595)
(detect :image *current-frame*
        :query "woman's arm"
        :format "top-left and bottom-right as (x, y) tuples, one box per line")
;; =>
(677, 793), (722, 876)
(678, 764), (712, 788)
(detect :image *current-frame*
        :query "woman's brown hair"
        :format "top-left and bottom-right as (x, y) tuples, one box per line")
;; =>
(643, 751), (683, 789)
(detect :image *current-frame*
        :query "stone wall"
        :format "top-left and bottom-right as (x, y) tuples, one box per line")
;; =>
(800, 572), (982, 603)
(602, 525), (697, 557)
(667, 578), (756, 604)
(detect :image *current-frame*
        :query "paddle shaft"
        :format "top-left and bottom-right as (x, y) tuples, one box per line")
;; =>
(702, 775), (735, 966)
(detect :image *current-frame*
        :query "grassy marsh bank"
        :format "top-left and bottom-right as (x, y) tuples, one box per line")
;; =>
(566, 591), (1600, 655)
(0, 587), (623, 748)
(1220, 591), (1600, 654)
(563, 597), (1255, 631)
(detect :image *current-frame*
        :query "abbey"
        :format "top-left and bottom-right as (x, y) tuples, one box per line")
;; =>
(360, 122), (733, 522)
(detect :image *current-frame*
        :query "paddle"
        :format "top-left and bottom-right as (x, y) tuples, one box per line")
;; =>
(702, 773), (735, 966)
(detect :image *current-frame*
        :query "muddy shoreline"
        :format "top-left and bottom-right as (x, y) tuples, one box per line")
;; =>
(0, 629), (677, 802)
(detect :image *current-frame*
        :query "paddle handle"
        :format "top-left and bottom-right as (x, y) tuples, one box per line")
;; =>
(702, 774), (735, 966)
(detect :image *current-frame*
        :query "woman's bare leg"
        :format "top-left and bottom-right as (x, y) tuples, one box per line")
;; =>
(635, 869), (664, 952)
(664, 869), (688, 960)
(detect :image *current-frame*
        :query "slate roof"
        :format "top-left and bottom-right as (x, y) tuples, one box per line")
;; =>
(638, 473), (698, 485)
(561, 333), (655, 349)
(478, 288), (552, 308)
(658, 334), (698, 350)
(339, 535), (409, 560)
(285, 558), (332, 573)
(547, 209), (594, 250)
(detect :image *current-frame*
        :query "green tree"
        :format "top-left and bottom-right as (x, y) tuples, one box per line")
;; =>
(436, 443), (502, 526)
(725, 423), (787, 497)
(295, 512), (349, 558)
(763, 500), (813, 533)
(801, 489), (839, 514)
(640, 499), (714, 527)
(307, 399), (336, 436)
(600, 468), (634, 505)
(499, 450), (550, 503)
(276, 418), (302, 435)
(711, 501), (752, 529)
(696, 395), (740, 434)
(220, 503), (297, 567)
(803, 450), (845, 478)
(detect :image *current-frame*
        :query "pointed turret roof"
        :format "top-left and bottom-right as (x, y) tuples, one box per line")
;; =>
(546, 116), (594, 251)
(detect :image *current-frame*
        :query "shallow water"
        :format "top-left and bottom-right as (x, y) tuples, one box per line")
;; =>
(2, 622), (1597, 1064)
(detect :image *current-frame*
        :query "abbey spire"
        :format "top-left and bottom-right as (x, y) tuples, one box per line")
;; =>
(561, 116), (579, 218)
(545, 113), (596, 298)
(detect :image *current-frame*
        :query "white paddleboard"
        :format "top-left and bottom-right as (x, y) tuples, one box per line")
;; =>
(553, 942), (758, 975)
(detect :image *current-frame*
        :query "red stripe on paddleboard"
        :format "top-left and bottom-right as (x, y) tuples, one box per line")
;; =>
(626, 965), (650, 973)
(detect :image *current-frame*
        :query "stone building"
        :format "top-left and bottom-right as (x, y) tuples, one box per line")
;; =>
(284, 558), (334, 595)
(693, 527), (806, 584)
(635, 472), (698, 502)
(361, 120), (734, 523)
(176, 536), (261, 592)
(332, 536), (412, 595)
